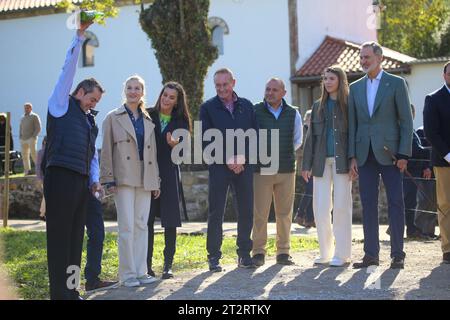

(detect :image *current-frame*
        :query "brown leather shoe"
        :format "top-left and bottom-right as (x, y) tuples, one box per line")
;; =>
(352, 256), (379, 269)
(276, 254), (295, 266)
(443, 252), (450, 264)
(294, 215), (305, 226)
(252, 254), (265, 267)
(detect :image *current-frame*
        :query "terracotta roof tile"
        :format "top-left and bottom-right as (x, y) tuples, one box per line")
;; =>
(296, 36), (415, 78)
(0, 0), (81, 13)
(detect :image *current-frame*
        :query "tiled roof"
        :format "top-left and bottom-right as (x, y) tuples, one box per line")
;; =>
(295, 36), (415, 79)
(0, 0), (81, 13)
(408, 56), (450, 65)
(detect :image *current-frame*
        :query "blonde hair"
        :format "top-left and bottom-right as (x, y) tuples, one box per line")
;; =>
(123, 75), (149, 117)
(319, 65), (349, 129)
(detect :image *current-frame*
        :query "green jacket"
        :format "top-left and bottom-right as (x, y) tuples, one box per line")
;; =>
(302, 99), (349, 177)
(348, 71), (413, 166)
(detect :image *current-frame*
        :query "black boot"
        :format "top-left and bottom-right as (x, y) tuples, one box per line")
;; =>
(147, 258), (155, 277)
(162, 261), (173, 280)
(147, 223), (155, 277)
(162, 227), (176, 279)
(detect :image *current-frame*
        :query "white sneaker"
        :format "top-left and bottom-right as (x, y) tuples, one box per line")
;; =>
(137, 274), (158, 284)
(314, 257), (331, 265)
(329, 257), (350, 267)
(122, 278), (140, 287)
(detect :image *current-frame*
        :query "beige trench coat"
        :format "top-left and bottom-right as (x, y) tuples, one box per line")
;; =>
(100, 105), (160, 191)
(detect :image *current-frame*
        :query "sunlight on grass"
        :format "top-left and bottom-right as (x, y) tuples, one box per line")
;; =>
(0, 229), (318, 300)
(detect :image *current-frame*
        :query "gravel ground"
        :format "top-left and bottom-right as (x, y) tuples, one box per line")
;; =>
(87, 239), (450, 300)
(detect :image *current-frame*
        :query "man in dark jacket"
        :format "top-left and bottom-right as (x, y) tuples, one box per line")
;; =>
(200, 68), (258, 271)
(423, 61), (450, 264)
(45, 22), (103, 300)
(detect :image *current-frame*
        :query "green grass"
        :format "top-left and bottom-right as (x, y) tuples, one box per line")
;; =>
(0, 229), (318, 300)
(0, 172), (26, 179)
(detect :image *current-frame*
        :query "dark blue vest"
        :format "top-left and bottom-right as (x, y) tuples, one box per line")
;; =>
(45, 96), (98, 176)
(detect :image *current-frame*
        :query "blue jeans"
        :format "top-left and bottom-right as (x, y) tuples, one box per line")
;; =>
(84, 193), (105, 284)
(359, 149), (406, 259)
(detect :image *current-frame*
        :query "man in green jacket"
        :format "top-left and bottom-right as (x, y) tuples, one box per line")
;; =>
(349, 42), (413, 270)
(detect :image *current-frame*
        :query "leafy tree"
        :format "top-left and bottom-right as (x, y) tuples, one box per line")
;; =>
(59, 0), (218, 119)
(378, 0), (450, 58)
(140, 0), (218, 119)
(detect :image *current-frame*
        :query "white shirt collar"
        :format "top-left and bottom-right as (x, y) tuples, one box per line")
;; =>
(445, 83), (450, 93)
(368, 69), (383, 82)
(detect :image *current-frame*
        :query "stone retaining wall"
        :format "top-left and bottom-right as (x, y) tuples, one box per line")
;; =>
(1, 172), (389, 223)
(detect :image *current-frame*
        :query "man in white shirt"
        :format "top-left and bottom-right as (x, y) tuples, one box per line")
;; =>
(45, 22), (103, 300)
(252, 78), (303, 266)
(423, 61), (450, 264)
(348, 42), (413, 270)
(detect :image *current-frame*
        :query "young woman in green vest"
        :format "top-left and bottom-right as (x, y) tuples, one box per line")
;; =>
(301, 65), (353, 267)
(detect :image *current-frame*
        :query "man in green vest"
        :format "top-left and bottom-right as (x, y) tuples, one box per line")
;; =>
(252, 78), (303, 266)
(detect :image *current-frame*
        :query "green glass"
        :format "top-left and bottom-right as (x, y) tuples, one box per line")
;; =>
(80, 10), (105, 23)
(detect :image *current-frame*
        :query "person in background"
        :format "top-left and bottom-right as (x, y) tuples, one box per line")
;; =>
(294, 110), (315, 229)
(19, 102), (41, 175)
(413, 126), (438, 239)
(35, 136), (47, 221)
(0, 114), (14, 176)
(401, 105), (433, 239)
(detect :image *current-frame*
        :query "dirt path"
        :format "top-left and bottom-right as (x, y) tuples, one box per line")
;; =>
(87, 239), (450, 300)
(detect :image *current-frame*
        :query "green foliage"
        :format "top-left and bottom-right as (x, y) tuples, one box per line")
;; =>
(0, 229), (318, 299)
(438, 22), (450, 56)
(57, 0), (119, 24)
(378, 0), (450, 58)
(140, 0), (218, 119)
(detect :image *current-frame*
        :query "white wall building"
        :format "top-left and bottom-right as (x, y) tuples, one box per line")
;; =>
(404, 59), (449, 129)
(0, 0), (386, 150)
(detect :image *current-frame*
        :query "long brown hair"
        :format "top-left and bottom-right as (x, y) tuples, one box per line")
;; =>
(319, 65), (349, 129)
(154, 81), (192, 132)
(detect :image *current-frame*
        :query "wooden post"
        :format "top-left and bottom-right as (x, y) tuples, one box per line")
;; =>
(288, 0), (300, 106)
(2, 112), (11, 228)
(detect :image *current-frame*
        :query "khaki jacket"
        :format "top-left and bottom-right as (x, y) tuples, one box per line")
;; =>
(100, 105), (160, 191)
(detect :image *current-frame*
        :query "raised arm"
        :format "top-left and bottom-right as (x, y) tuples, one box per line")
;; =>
(47, 24), (92, 118)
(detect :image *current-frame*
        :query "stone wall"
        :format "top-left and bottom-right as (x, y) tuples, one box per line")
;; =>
(1, 172), (390, 223)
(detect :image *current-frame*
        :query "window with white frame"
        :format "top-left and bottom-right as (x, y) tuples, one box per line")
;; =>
(82, 31), (99, 67)
(208, 17), (229, 55)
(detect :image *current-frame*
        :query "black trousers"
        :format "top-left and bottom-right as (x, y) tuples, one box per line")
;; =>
(147, 209), (177, 270)
(44, 166), (88, 300)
